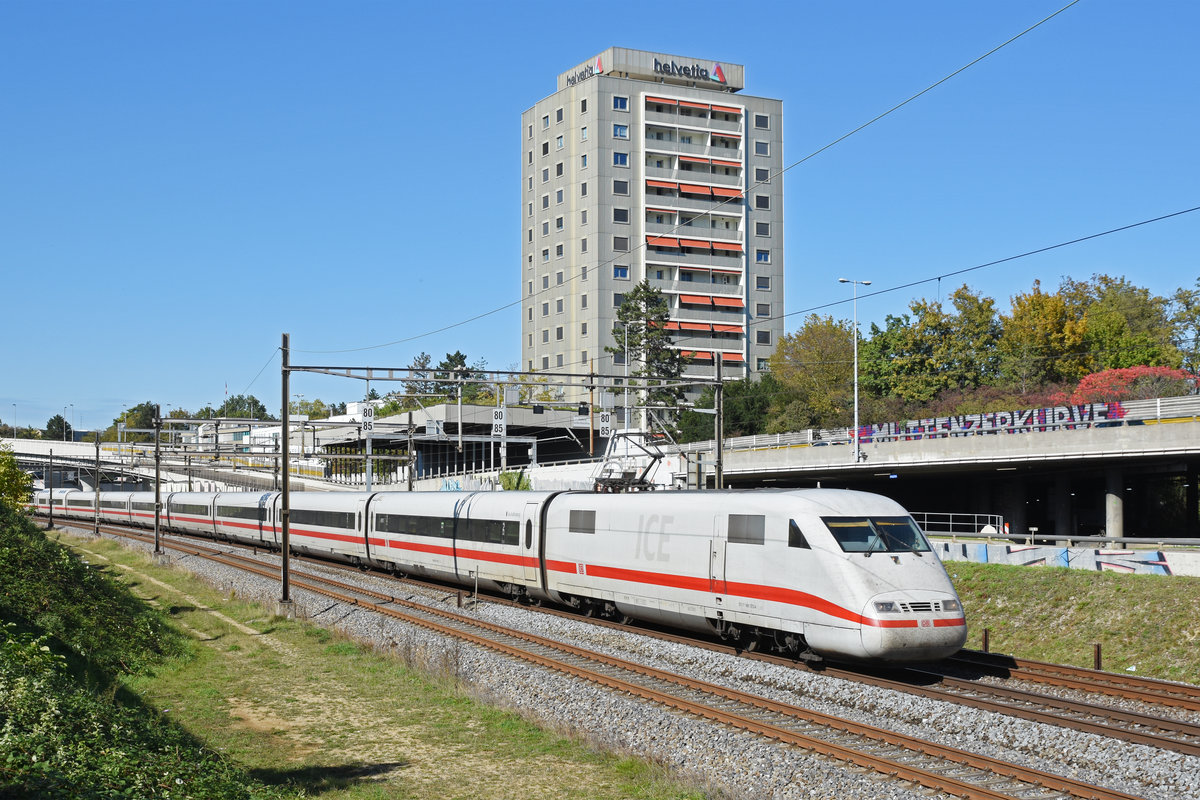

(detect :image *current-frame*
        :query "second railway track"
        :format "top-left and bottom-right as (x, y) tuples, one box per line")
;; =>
(60, 519), (1200, 800)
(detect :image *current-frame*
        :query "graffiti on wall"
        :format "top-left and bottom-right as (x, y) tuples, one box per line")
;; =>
(935, 541), (1171, 575)
(861, 402), (1126, 443)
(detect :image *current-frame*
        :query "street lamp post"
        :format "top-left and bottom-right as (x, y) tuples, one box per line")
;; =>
(839, 278), (871, 464)
(63, 406), (67, 441)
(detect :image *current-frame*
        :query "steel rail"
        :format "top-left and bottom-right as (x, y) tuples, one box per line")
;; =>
(73, 523), (1150, 800)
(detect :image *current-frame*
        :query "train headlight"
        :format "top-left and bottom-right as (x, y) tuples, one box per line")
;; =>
(941, 599), (961, 613)
(873, 601), (900, 613)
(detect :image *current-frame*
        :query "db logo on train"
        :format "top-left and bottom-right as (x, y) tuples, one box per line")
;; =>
(919, 619), (933, 628)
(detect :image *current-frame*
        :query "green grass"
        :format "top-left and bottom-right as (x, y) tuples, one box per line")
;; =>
(949, 561), (1200, 682)
(36, 527), (708, 800)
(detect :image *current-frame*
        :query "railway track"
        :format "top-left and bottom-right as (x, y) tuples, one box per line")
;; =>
(61, 520), (1187, 800)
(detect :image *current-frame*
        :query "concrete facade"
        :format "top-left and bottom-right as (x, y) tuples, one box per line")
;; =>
(521, 48), (784, 415)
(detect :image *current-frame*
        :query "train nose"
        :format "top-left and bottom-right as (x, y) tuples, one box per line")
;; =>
(859, 592), (968, 661)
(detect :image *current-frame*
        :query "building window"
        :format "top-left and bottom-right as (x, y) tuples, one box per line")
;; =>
(528, 228), (534, 242)
(580, 182), (587, 197)
(613, 95), (628, 111)
(556, 135), (563, 150)
(556, 162), (564, 177)
(556, 271), (564, 285)
(542, 167), (549, 183)
(757, 302), (771, 317)
(754, 113), (769, 129)
(527, 306), (533, 320)
(581, 209), (588, 225)
(555, 107), (563, 123)
(580, 98), (587, 113)
(541, 221), (549, 236)
(542, 356), (549, 370)
(542, 275), (549, 289)
(528, 202), (533, 216)
(580, 126), (588, 141)
(528, 150), (533, 164)
(581, 294), (588, 308)
(542, 142), (549, 156)
(755, 195), (770, 210)
(556, 354), (564, 367)
(613, 123), (629, 139)
(613, 293), (625, 308)
(755, 168), (770, 184)
(757, 358), (770, 371)
(580, 237), (588, 252)
(542, 194), (549, 209)
(756, 276), (771, 290)
(527, 176), (533, 190)
(581, 265), (588, 280)
(755, 221), (770, 236)
(613, 151), (628, 167)
(542, 329), (549, 343)
(614, 352), (626, 366)
(580, 154), (588, 168)
(542, 114), (550, 129)
(754, 140), (770, 156)
(556, 298), (564, 313)
(613, 236), (629, 252)
(541, 248), (549, 263)
(528, 124), (533, 139)
(581, 350), (588, 364)
(556, 326), (564, 340)
(528, 280), (533, 295)
(555, 216), (564, 230)
(613, 179), (629, 195)
(756, 249), (770, 263)
(556, 188), (564, 204)
(613, 208), (629, 223)
(581, 322), (588, 335)
(614, 265), (629, 279)
(757, 330), (772, 345)
(556, 244), (564, 258)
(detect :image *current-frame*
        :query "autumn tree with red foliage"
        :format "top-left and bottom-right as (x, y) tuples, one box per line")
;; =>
(1066, 366), (1195, 404)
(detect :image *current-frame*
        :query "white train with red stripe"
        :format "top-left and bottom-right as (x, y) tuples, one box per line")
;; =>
(34, 487), (967, 662)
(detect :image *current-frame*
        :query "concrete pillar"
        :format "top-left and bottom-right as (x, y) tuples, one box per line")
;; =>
(1051, 476), (1072, 538)
(997, 478), (1026, 536)
(1188, 464), (1199, 540)
(1105, 468), (1124, 541)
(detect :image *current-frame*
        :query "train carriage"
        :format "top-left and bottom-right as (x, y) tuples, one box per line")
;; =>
(126, 492), (159, 528)
(213, 491), (278, 548)
(165, 492), (217, 537)
(285, 492), (372, 564)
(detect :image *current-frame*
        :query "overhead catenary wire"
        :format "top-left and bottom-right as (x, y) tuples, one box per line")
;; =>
(293, 1), (1084, 358)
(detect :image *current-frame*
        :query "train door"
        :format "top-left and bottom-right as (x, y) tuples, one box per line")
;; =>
(710, 519), (727, 595)
(520, 502), (540, 585)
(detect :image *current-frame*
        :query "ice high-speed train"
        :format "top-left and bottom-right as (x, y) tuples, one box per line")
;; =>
(34, 487), (967, 662)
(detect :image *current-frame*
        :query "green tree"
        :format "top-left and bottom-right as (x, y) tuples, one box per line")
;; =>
(678, 374), (778, 443)
(1171, 278), (1200, 373)
(767, 314), (853, 430)
(1068, 275), (1180, 370)
(44, 414), (72, 442)
(606, 280), (687, 414)
(0, 442), (33, 509)
(997, 280), (1089, 391)
(113, 401), (158, 442)
(217, 393), (274, 420)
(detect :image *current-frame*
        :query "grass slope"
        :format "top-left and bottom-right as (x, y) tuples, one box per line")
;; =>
(950, 561), (1200, 682)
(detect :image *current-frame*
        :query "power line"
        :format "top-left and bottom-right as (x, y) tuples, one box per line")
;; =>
(294, 1), (1083, 357)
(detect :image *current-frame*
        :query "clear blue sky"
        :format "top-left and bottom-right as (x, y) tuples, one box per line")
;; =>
(2, 1), (1197, 433)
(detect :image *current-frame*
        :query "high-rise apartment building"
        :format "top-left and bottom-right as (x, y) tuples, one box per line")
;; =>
(521, 48), (783, 416)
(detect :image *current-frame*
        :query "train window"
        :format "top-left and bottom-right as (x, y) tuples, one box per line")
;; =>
(459, 518), (519, 546)
(728, 514), (765, 545)
(569, 509), (596, 534)
(170, 503), (209, 516)
(787, 520), (810, 549)
(217, 505), (266, 522)
(823, 517), (931, 553)
(68, 498), (94, 508)
(376, 514), (446, 537)
(292, 509), (354, 529)
(525, 520), (533, 549)
(132, 502), (154, 512)
(100, 500), (125, 509)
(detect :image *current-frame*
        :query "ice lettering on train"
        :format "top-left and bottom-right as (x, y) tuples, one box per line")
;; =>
(635, 514), (672, 562)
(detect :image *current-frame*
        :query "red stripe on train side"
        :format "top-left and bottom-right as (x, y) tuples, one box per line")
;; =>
(548, 561), (965, 629)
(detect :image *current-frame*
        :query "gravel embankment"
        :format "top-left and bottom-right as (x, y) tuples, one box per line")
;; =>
(81, 526), (1200, 800)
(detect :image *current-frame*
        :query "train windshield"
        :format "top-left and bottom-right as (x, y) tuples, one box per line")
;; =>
(822, 516), (931, 554)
